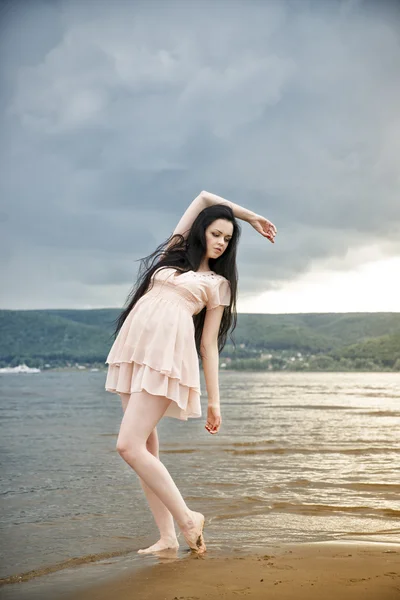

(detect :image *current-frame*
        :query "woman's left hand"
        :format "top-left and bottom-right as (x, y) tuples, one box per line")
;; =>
(205, 405), (222, 435)
(249, 215), (277, 243)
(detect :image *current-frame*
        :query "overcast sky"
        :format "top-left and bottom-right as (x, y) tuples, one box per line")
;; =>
(1, 0), (399, 312)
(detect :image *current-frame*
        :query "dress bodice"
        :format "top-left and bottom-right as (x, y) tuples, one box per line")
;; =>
(146, 267), (231, 315)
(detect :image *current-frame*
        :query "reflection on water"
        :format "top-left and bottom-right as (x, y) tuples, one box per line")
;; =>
(0, 371), (399, 590)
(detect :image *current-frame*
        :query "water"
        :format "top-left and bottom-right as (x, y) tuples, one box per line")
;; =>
(0, 371), (399, 597)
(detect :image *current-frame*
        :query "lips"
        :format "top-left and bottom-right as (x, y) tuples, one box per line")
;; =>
(215, 248), (222, 253)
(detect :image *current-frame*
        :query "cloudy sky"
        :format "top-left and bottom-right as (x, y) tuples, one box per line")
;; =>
(1, 0), (399, 313)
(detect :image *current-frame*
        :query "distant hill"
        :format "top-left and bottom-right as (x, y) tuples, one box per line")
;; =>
(0, 310), (399, 371)
(231, 313), (400, 350)
(331, 331), (400, 368)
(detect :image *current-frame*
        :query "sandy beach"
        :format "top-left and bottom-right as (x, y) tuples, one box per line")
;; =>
(63, 541), (400, 600)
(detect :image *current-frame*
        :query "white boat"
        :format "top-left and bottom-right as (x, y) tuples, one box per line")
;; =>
(0, 364), (41, 374)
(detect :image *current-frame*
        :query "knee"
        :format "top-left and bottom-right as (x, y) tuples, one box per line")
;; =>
(116, 438), (144, 462)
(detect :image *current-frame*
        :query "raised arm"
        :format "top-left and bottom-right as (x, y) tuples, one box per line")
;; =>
(159, 192), (207, 259)
(166, 190), (276, 251)
(173, 190), (259, 236)
(200, 190), (277, 243)
(200, 190), (259, 224)
(171, 192), (209, 239)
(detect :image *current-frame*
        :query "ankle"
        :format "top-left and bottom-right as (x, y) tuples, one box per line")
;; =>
(179, 509), (199, 531)
(160, 533), (178, 542)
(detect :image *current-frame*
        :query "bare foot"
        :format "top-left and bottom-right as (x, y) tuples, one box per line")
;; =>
(181, 511), (206, 554)
(138, 537), (179, 554)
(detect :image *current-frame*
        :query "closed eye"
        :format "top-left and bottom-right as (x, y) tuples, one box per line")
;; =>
(213, 233), (231, 242)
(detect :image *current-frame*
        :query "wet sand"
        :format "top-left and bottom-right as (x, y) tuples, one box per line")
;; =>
(64, 541), (400, 600)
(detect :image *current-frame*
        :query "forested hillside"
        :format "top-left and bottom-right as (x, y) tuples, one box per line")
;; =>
(1, 310), (399, 371)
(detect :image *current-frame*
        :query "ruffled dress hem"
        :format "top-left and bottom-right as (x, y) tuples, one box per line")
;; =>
(105, 359), (202, 421)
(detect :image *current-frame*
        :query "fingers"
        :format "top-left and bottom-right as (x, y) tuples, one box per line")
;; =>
(259, 227), (275, 242)
(205, 426), (218, 434)
(205, 421), (220, 434)
(252, 217), (277, 243)
(267, 223), (277, 243)
(259, 219), (277, 243)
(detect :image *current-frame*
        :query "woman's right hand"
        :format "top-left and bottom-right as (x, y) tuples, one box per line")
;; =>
(205, 405), (222, 435)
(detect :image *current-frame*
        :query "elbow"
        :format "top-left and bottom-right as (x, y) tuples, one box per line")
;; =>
(199, 190), (210, 205)
(200, 340), (218, 360)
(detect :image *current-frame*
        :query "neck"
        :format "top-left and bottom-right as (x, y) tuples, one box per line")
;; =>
(198, 260), (211, 272)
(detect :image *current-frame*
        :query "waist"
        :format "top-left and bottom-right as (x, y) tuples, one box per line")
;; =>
(143, 281), (197, 313)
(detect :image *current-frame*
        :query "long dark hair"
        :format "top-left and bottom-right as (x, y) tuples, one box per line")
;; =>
(110, 204), (241, 356)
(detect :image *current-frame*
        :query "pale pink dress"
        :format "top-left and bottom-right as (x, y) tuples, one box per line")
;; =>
(104, 267), (231, 420)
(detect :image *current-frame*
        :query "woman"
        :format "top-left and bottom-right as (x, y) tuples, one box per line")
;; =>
(105, 190), (277, 555)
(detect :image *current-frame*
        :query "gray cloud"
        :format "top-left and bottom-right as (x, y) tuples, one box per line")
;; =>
(1, 0), (399, 308)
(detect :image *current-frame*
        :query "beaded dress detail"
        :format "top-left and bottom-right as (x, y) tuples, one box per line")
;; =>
(105, 267), (231, 420)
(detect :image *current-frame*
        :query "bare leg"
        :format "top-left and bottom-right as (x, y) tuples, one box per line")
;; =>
(119, 393), (178, 553)
(116, 389), (206, 553)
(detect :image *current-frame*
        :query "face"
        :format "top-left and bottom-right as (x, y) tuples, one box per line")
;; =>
(205, 219), (233, 259)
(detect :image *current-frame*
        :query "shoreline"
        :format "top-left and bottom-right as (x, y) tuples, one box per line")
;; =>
(63, 540), (400, 600)
(1, 540), (390, 600)
(2, 366), (398, 373)
(1, 540), (399, 599)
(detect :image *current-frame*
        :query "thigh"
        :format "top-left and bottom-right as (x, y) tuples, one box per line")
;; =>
(119, 393), (130, 413)
(119, 392), (159, 452)
(117, 389), (172, 448)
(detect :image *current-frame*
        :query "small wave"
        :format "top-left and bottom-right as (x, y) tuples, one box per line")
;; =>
(212, 503), (400, 522)
(274, 480), (400, 494)
(255, 404), (359, 410)
(223, 401), (267, 406)
(349, 392), (400, 399)
(226, 448), (288, 455)
(355, 410), (400, 417)
(202, 481), (240, 489)
(341, 527), (400, 536)
(270, 501), (400, 519)
(0, 548), (135, 586)
(231, 440), (277, 447)
(284, 478), (312, 488)
(264, 484), (283, 492)
(224, 447), (400, 456)
(161, 449), (197, 454)
(185, 494), (262, 505)
(0, 484), (69, 498)
(365, 393), (400, 398)
(343, 482), (400, 493)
